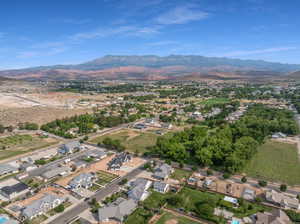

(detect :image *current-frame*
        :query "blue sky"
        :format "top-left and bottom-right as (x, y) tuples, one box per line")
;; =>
(0, 0), (299, 69)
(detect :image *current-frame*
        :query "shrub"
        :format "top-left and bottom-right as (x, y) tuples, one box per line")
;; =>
(206, 169), (213, 176)
(54, 204), (65, 213)
(280, 184), (287, 192)
(241, 176), (247, 183)
(258, 180), (267, 187)
(223, 173), (230, 179)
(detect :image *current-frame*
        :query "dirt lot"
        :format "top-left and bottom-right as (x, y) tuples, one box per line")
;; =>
(0, 107), (91, 126)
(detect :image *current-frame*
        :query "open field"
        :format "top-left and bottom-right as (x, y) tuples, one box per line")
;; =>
(156, 211), (200, 224)
(0, 134), (59, 161)
(0, 107), (91, 126)
(90, 129), (159, 154)
(244, 140), (300, 185)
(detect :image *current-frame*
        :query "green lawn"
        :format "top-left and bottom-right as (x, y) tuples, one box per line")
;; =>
(124, 208), (153, 224)
(90, 130), (158, 154)
(96, 170), (118, 186)
(244, 140), (300, 185)
(170, 168), (192, 181)
(0, 134), (58, 161)
(170, 187), (223, 212)
(169, 187), (265, 223)
(156, 211), (200, 224)
(143, 191), (171, 209)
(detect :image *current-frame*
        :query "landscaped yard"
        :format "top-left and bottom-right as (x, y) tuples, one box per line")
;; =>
(26, 214), (47, 224)
(168, 187), (266, 223)
(143, 191), (171, 209)
(170, 168), (192, 181)
(90, 129), (159, 154)
(96, 170), (118, 186)
(124, 208), (153, 224)
(156, 211), (200, 224)
(0, 134), (59, 161)
(244, 140), (300, 185)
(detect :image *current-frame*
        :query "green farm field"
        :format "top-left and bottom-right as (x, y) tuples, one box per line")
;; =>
(0, 134), (59, 161)
(89, 129), (159, 154)
(244, 140), (300, 185)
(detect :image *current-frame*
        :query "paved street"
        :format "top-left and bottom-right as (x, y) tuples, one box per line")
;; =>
(48, 164), (145, 224)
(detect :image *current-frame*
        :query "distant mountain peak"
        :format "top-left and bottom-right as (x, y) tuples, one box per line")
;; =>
(0, 55), (299, 81)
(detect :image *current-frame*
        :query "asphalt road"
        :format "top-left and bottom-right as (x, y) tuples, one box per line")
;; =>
(48, 164), (145, 224)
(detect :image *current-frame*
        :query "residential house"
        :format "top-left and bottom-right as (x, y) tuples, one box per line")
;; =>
(243, 188), (256, 201)
(224, 196), (239, 206)
(98, 198), (137, 223)
(41, 166), (71, 181)
(0, 164), (18, 176)
(266, 190), (300, 210)
(133, 123), (146, 130)
(128, 178), (152, 201)
(85, 149), (107, 160)
(73, 160), (87, 169)
(21, 193), (65, 220)
(255, 209), (292, 224)
(272, 132), (287, 139)
(0, 182), (30, 200)
(107, 153), (132, 171)
(68, 173), (94, 190)
(153, 181), (169, 193)
(203, 179), (214, 189)
(161, 123), (173, 129)
(58, 141), (81, 154)
(20, 163), (37, 172)
(153, 164), (173, 180)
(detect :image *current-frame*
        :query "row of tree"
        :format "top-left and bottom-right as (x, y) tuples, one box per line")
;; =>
(151, 104), (299, 173)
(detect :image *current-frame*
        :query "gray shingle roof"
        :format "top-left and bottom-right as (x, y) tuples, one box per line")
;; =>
(153, 181), (168, 192)
(98, 198), (137, 222)
(69, 173), (94, 189)
(154, 164), (172, 179)
(1, 182), (29, 196)
(42, 166), (71, 179)
(22, 193), (64, 219)
(0, 164), (18, 176)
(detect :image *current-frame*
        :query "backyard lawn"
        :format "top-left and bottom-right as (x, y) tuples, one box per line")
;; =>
(143, 191), (171, 209)
(90, 129), (158, 154)
(244, 140), (300, 185)
(0, 134), (59, 161)
(96, 170), (118, 186)
(156, 211), (200, 224)
(124, 208), (153, 224)
(170, 168), (192, 181)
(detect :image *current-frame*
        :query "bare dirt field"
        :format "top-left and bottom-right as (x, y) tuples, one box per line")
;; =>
(0, 107), (91, 126)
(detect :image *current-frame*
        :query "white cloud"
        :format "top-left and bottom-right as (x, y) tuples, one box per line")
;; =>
(148, 41), (178, 46)
(70, 25), (160, 41)
(223, 47), (298, 57)
(155, 5), (209, 25)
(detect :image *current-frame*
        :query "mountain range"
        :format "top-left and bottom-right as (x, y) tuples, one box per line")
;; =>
(0, 55), (299, 81)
